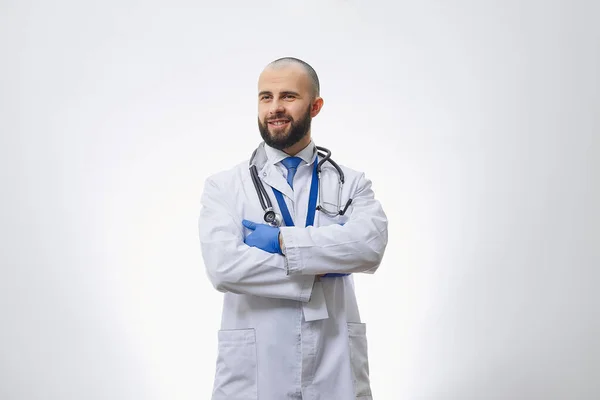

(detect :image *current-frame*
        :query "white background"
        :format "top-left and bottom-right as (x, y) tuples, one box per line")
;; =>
(1, 1), (599, 399)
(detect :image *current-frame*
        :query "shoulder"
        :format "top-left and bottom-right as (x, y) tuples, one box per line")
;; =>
(319, 157), (377, 198)
(202, 159), (250, 191)
(321, 158), (367, 183)
(339, 163), (365, 179)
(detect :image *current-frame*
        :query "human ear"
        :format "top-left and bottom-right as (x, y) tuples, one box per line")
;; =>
(311, 97), (324, 117)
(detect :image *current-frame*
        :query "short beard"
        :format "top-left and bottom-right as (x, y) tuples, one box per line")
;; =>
(258, 105), (312, 151)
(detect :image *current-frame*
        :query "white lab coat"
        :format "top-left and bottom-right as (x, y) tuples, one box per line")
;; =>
(198, 141), (388, 400)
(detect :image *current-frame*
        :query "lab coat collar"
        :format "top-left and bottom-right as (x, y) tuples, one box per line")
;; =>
(252, 141), (317, 201)
(264, 140), (317, 166)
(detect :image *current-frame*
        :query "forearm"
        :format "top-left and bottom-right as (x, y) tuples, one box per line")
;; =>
(200, 236), (314, 301)
(199, 177), (315, 302)
(279, 213), (388, 276)
(279, 172), (389, 276)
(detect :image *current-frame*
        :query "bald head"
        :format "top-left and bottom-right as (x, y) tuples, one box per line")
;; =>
(256, 57), (325, 154)
(264, 57), (320, 99)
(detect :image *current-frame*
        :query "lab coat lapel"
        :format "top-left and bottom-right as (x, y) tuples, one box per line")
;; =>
(260, 163), (294, 201)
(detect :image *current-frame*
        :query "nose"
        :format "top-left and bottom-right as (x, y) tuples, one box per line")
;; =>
(269, 100), (285, 115)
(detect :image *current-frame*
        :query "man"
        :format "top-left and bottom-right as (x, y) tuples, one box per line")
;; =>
(198, 57), (388, 400)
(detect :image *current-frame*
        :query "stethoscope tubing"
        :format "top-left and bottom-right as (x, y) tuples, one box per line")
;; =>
(249, 145), (352, 223)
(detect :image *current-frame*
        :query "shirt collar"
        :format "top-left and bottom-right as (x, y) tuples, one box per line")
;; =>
(264, 140), (317, 166)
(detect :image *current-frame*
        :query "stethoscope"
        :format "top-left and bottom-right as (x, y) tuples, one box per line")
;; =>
(249, 144), (353, 227)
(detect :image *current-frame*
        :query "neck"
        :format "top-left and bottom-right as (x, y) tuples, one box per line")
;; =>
(283, 133), (311, 156)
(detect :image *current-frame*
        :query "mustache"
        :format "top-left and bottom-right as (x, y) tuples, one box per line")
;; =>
(266, 114), (292, 122)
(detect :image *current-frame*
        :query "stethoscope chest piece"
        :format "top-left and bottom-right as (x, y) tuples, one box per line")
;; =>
(263, 207), (282, 227)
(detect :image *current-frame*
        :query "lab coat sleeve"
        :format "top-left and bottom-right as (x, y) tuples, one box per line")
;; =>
(279, 172), (388, 275)
(198, 176), (315, 302)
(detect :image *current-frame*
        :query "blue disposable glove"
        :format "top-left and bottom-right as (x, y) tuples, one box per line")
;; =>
(242, 219), (282, 254)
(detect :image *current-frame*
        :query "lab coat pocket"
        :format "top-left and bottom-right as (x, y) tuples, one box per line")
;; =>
(347, 322), (372, 399)
(212, 328), (257, 400)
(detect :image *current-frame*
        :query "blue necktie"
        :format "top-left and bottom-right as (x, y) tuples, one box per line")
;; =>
(281, 157), (302, 189)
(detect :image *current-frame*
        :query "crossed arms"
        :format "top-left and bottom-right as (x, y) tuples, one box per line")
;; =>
(198, 172), (388, 302)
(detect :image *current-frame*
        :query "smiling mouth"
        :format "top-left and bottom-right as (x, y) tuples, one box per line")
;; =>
(268, 119), (290, 127)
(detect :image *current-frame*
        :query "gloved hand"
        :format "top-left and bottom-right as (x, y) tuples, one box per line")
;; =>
(242, 219), (282, 254)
